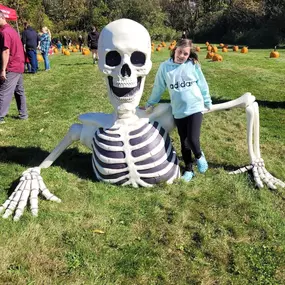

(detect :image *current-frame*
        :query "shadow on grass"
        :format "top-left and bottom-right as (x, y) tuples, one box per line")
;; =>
(177, 155), (239, 173)
(160, 98), (285, 109)
(0, 146), (94, 185)
(59, 62), (91, 66)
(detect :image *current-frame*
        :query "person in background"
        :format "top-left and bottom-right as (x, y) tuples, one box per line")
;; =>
(87, 26), (100, 64)
(24, 53), (31, 73)
(0, 11), (28, 124)
(62, 36), (67, 48)
(39, 27), (51, 71)
(56, 40), (62, 51)
(21, 22), (39, 73)
(67, 37), (72, 48)
(143, 39), (212, 182)
(78, 34), (84, 52)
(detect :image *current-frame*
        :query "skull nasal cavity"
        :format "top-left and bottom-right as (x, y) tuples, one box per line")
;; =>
(121, 64), (131, 77)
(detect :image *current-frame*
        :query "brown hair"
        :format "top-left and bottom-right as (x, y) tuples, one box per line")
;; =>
(171, 38), (198, 63)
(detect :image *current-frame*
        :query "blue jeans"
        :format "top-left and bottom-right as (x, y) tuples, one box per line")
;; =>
(26, 49), (38, 73)
(41, 51), (50, 70)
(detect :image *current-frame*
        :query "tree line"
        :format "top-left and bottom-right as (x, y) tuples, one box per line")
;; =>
(2, 0), (285, 47)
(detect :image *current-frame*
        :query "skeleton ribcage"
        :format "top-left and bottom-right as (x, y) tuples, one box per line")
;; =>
(91, 121), (180, 187)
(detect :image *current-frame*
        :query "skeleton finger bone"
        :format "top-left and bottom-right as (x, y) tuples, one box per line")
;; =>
(39, 178), (61, 203)
(2, 180), (27, 219)
(13, 180), (32, 221)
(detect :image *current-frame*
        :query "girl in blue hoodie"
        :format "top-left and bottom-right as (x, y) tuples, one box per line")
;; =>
(145, 39), (212, 182)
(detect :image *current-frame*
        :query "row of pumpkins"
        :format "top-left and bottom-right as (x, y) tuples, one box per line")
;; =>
(152, 40), (177, 52)
(62, 46), (91, 56)
(204, 42), (280, 59)
(153, 40), (280, 62)
(37, 45), (91, 61)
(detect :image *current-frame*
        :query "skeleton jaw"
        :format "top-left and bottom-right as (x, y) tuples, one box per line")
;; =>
(108, 76), (142, 100)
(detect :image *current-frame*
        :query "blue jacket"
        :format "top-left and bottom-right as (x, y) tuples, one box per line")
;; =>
(21, 27), (40, 50)
(146, 58), (212, 119)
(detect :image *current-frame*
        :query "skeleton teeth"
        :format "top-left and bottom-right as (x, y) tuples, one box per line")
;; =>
(108, 76), (142, 98)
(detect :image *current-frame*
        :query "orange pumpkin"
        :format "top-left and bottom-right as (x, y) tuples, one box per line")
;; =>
(205, 41), (210, 46)
(82, 49), (90, 55)
(211, 46), (218, 53)
(233, 45), (239, 52)
(195, 46), (201, 52)
(37, 54), (43, 62)
(206, 52), (215, 59)
(64, 50), (70, 56)
(219, 43), (224, 47)
(212, 54), (223, 61)
(72, 48), (78, 52)
(270, 47), (280, 58)
(222, 47), (228, 52)
(207, 45), (212, 51)
(241, 47), (248, 53)
(156, 47), (161, 51)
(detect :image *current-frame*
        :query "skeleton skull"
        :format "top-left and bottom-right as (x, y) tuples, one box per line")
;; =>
(98, 19), (152, 113)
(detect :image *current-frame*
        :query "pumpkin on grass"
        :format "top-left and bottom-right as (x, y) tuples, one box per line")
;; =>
(241, 47), (248, 53)
(206, 51), (215, 59)
(211, 46), (218, 53)
(222, 47), (228, 52)
(270, 47), (280, 58)
(195, 46), (201, 52)
(37, 54), (43, 62)
(212, 54), (223, 61)
(233, 45), (239, 52)
(82, 49), (90, 55)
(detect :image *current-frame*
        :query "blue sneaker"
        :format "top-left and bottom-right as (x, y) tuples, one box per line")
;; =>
(197, 152), (208, 173)
(181, 171), (195, 182)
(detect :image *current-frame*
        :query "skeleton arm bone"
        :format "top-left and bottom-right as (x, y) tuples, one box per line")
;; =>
(202, 92), (284, 189)
(0, 124), (83, 221)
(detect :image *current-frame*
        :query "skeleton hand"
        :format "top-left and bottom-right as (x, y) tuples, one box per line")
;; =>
(229, 158), (285, 190)
(0, 167), (61, 221)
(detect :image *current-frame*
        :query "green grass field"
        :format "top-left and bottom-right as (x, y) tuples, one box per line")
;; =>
(0, 44), (284, 285)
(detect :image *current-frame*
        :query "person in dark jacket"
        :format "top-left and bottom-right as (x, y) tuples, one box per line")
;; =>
(21, 22), (40, 73)
(87, 26), (100, 64)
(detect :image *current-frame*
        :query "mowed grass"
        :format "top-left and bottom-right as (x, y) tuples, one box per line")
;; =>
(0, 44), (284, 285)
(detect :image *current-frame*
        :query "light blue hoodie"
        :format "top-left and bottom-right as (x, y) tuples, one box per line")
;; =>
(146, 58), (212, 119)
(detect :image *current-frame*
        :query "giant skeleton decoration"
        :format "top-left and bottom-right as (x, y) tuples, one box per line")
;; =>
(0, 19), (284, 221)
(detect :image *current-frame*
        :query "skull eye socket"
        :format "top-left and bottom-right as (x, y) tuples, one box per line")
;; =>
(131, 51), (146, 67)
(106, 51), (121, 67)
